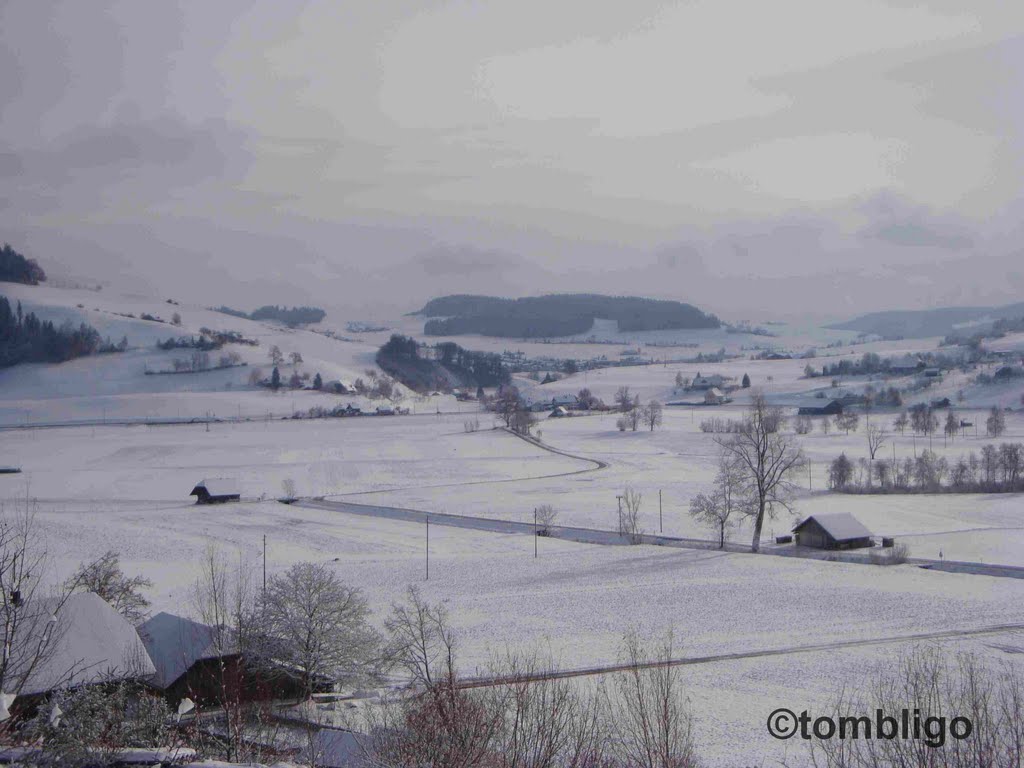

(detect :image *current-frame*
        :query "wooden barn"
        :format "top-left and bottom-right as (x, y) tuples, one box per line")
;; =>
(792, 513), (873, 550)
(797, 400), (844, 416)
(189, 478), (240, 504)
(138, 612), (311, 707)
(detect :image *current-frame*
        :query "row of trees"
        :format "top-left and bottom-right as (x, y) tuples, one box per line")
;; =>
(829, 442), (1024, 493)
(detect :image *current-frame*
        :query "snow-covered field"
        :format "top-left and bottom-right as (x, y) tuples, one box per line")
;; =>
(2, 280), (1024, 765)
(13, 489), (1024, 767)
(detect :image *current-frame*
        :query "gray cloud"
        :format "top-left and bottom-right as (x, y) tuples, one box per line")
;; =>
(2, 3), (1023, 322)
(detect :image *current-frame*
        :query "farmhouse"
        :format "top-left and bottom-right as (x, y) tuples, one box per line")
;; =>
(690, 373), (731, 390)
(704, 388), (728, 405)
(792, 513), (873, 551)
(797, 399), (844, 416)
(888, 354), (922, 375)
(189, 478), (240, 504)
(13, 593), (156, 702)
(138, 612), (310, 706)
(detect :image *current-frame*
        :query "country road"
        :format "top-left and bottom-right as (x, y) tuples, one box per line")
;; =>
(294, 497), (1024, 579)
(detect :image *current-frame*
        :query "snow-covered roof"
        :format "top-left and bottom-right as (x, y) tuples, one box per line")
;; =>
(191, 478), (239, 497)
(793, 512), (872, 541)
(137, 612), (237, 689)
(298, 729), (369, 768)
(16, 592), (156, 696)
(706, 387), (724, 398)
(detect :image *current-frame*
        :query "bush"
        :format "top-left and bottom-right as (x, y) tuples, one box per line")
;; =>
(869, 542), (910, 565)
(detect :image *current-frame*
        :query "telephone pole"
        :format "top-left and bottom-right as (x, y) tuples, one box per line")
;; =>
(658, 490), (663, 533)
(262, 535), (267, 598)
(425, 515), (430, 581)
(534, 507), (538, 558)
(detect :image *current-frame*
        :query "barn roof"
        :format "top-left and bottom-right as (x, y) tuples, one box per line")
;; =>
(793, 512), (872, 541)
(190, 478), (239, 497)
(137, 612), (237, 689)
(16, 592), (156, 696)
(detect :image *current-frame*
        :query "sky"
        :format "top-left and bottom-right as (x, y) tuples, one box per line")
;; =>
(2, 1), (1024, 322)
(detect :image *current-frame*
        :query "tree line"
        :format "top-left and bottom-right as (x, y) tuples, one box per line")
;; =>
(0, 296), (124, 368)
(0, 243), (46, 285)
(829, 442), (1024, 494)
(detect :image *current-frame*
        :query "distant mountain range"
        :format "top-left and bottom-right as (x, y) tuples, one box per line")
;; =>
(829, 301), (1024, 339)
(414, 294), (720, 338)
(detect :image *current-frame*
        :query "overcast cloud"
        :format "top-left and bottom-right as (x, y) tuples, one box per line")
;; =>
(2, 1), (1023, 320)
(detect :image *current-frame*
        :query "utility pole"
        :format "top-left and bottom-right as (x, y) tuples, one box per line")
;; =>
(425, 515), (430, 581)
(262, 535), (267, 599)
(534, 507), (538, 558)
(616, 495), (624, 535)
(659, 490), (663, 533)
(808, 460), (812, 490)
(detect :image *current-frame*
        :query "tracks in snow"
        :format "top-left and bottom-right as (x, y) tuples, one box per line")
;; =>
(455, 622), (1024, 688)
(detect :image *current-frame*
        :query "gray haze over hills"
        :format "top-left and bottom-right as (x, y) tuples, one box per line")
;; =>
(2, 2), (1024, 321)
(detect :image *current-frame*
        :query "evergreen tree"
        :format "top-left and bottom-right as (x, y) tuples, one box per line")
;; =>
(313, 372), (323, 390)
(741, 373), (751, 388)
(271, 366), (281, 389)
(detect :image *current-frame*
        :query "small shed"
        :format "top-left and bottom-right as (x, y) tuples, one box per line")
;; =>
(549, 406), (569, 418)
(792, 513), (873, 550)
(189, 479), (240, 504)
(704, 388), (728, 405)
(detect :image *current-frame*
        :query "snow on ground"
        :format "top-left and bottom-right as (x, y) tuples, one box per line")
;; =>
(19, 493), (1024, 767)
(0, 414), (578, 502)
(350, 407), (1024, 565)
(3, 284), (1024, 765)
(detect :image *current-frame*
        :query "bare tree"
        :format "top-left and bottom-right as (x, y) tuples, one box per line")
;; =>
(893, 411), (909, 435)
(689, 453), (746, 548)
(715, 393), (806, 553)
(643, 400), (663, 432)
(535, 504), (558, 536)
(384, 586), (455, 691)
(835, 412), (859, 435)
(809, 646), (1024, 768)
(626, 406), (642, 432)
(493, 386), (523, 428)
(69, 551), (152, 624)
(510, 407), (537, 436)
(607, 630), (699, 768)
(819, 416), (831, 436)
(268, 345), (284, 367)
(866, 424), (887, 461)
(987, 406), (1006, 438)
(614, 386), (634, 413)
(944, 409), (959, 441)
(620, 487), (643, 543)
(794, 414), (813, 434)
(256, 562), (383, 699)
(289, 351), (303, 366)
(188, 545), (286, 763)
